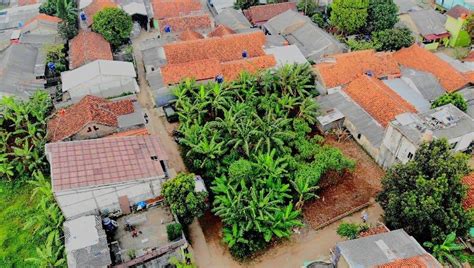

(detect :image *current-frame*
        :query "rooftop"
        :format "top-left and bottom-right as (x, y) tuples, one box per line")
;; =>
(394, 45), (469, 92)
(377, 254), (442, 268)
(462, 172), (474, 210)
(243, 2), (297, 25)
(214, 8), (252, 32)
(178, 29), (204, 41)
(18, 0), (38, 6)
(446, 5), (472, 19)
(47, 95), (136, 142)
(408, 9), (447, 37)
(69, 31), (113, 69)
(22, 13), (62, 28)
(46, 135), (168, 192)
(158, 14), (212, 33)
(400, 67), (445, 102)
(64, 215), (112, 267)
(383, 78), (431, 112)
(344, 75), (417, 127)
(84, 0), (117, 26)
(151, 0), (202, 19)
(264, 45), (308, 67)
(0, 4), (41, 30)
(314, 50), (400, 89)
(336, 229), (440, 267)
(107, 127), (149, 137)
(208, 24), (235, 37)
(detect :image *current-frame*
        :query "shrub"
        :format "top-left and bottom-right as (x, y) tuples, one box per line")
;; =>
(92, 7), (132, 48)
(372, 28), (414, 51)
(311, 12), (325, 28)
(337, 222), (365, 239)
(431, 93), (468, 112)
(167, 223), (183, 241)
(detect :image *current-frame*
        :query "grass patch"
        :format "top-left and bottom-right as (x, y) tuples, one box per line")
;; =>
(0, 182), (42, 267)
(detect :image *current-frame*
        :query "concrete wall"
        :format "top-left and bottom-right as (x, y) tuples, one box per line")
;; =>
(344, 118), (380, 161)
(378, 125), (418, 169)
(56, 177), (165, 220)
(69, 78), (139, 102)
(449, 132), (474, 151)
(71, 123), (116, 140)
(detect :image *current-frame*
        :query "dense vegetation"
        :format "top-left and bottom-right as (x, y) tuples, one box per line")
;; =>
(377, 139), (473, 245)
(424, 232), (474, 266)
(431, 93), (468, 112)
(173, 64), (354, 259)
(0, 92), (66, 267)
(92, 7), (133, 48)
(40, 0), (78, 40)
(336, 222), (368, 240)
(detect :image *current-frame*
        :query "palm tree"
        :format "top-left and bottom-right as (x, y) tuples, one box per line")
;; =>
(55, 0), (77, 22)
(424, 232), (472, 267)
(297, 97), (319, 124)
(290, 176), (319, 210)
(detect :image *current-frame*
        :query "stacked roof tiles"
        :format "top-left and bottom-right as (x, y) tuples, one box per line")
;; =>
(208, 25), (235, 38)
(160, 31), (276, 84)
(47, 95), (135, 142)
(462, 172), (473, 210)
(377, 254), (442, 268)
(69, 31), (113, 69)
(179, 29), (205, 41)
(243, 2), (297, 25)
(84, 0), (118, 26)
(152, 0), (212, 34)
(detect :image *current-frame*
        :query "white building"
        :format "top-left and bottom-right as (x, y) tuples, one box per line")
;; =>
(61, 60), (139, 102)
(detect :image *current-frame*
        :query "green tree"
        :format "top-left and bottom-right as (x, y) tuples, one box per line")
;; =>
(377, 139), (472, 244)
(55, 0), (77, 22)
(424, 232), (474, 267)
(92, 7), (132, 48)
(372, 27), (414, 51)
(330, 0), (369, 34)
(44, 44), (67, 73)
(297, 0), (317, 16)
(234, 0), (259, 10)
(337, 222), (368, 239)
(291, 176), (319, 210)
(431, 93), (468, 112)
(366, 0), (398, 32)
(162, 173), (208, 225)
(25, 231), (65, 267)
(58, 20), (78, 40)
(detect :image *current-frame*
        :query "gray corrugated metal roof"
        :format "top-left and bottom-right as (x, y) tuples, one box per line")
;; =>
(318, 91), (385, 147)
(408, 9), (447, 36)
(117, 101), (146, 128)
(264, 45), (308, 67)
(383, 78), (431, 112)
(336, 229), (430, 267)
(214, 8), (252, 32)
(394, 0), (430, 14)
(459, 87), (474, 118)
(435, 52), (474, 73)
(0, 4), (40, 30)
(401, 67), (445, 102)
(208, 0), (234, 14)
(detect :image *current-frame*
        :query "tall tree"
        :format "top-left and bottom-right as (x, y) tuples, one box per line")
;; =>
(92, 7), (132, 48)
(55, 0), (77, 22)
(372, 27), (414, 51)
(330, 0), (369, 34)
(377, 139), (472, 244)
(366, 0), (398, 32)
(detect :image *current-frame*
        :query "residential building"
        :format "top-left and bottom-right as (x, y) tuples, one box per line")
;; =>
(335, 229), (442, 267)
(83, 0), (117, 26)
(459, 86), (474, 118)
(69, 31), (113, 69)
(207, 0), (235, 15)
(61, 60), (138, 102)
(47, 95), (145, 142)
(116, 0), (153, 29)
(158, 14), (213, 36)
(394, 0), (431, 14)
(264, 10), (346, 62)
(46, 135), (169, 220)
(378, 104), (474, 168)
(0, 4), (40, 30)
(435, 0), (474, 10)
(445, 5), (472, 47)
(214, 8), (253, 32)
(64, 215), (112, 268)
(264, 45), (308, 67)
(243, 2), (297, 26)
(399, 9), (449, 43)
(399, 67), (446, 102)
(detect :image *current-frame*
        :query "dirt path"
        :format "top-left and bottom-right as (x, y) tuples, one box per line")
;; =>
(132, 31), (187, 173)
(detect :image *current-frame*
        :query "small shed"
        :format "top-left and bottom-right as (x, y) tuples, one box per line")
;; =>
(316, 108), (345, 133)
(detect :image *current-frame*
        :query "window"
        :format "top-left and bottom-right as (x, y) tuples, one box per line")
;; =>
(93, 126), (99, 131)
(87, 127), (92, 132)
(357, 133), (362, 139)
(150, 156), (158, 160)
(407, 152), (413, 159)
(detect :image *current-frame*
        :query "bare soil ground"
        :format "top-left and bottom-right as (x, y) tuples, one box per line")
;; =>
(303, 137), (385, 229)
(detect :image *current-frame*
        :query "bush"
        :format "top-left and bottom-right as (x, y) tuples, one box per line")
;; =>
(431, 93), (468, 112)
(372, 28), (414, 51)
(311, 12), (325, 28)
(58, 20), (78, 40)
(337, 222), (367, 239)
(167, 223), (183, 241)
(44, 44), (67, 73)
(346, 38), (379, 51)
(92, 7), (132, 48)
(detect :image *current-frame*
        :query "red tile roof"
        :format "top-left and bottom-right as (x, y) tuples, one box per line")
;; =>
(179, 29), (204, 41)
(208, 25), (235, 38)
(243, 2), (297, 25)
(18, 0), (37, 6)
(378, 254), (441, 268)
(152, 0), (202, 19)
(158, 14), (212, 33)
(23, 14), (62, 27)
(85, 0), (117, 26)
(161, 58), (221, 84)
(465, 71), (474, 84)
(221, 55), (276, 80)
(46, 136), (168, 191)
(107, 128), (149, 137)
(47, 95), (135, 142)
(69, 31), (113, 69)
(446, 5), (472, 19)
(462, 173), (474, 210)
(344, 75), (417, 127)
(465, 51), (474, 62)
(359, 225), (390, 238)
(163, 31), (267, 64)
(314, 50), (400, 89)
(394, 45), (469, 92)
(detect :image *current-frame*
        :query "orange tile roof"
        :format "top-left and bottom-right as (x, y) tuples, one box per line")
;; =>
(161, 58), (221, 84)
(464, 71), (474, 84)
(23, 14), (62, 27)
(47, 95), (135, 142)
(244, 2), (297, 25)
(314, 50), (400, 89)
(465, 51), (474, 62)
(163, 31), (267, 64)
(358, 225), (390, 238)
(208, 25), (235, 38)
(85, 0), (118, 26)
(69, 31), (113, 69)
(179, 29), (204, 41)
(462, 172), (474, 210)
(107, 128), (149, 137)
(152, 0), (202, 19)
(378, 254), (440, 268)
(344, 75), (417, 127)
(158, 14), (211, 33)
(394, 45), (469, 92)
(221, 55), (276, 80)
(18, 0), (37, 6)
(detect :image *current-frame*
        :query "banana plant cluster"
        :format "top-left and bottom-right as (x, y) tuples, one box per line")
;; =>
(173, 64), (354, 259)
(0, 91), (52, 182)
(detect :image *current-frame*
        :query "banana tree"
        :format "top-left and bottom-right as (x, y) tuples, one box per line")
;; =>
(25, 231), (65, 268)
(291, 176), (319, 210)
(424, 232), (472, 267)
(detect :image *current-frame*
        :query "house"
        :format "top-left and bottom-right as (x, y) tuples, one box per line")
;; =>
(378, 104), (474, 168)
(207, 0), (235, 15)
(264, 45), (308, 67)
(243, 2), (297, 26)
(61, 60), (138, 101)
(445, 5), (472, 47)
(115, 0), (153, 29)
(69, 31), (113, 69)
(157, 14), (212, 36)
(0, 4), (40, 30)
(83, 0), (117, 26)
(47, 95), (145, 142)
(458, 86), (474, 118)
(64, 215), (112, 268)
(335, 229), (442, 267)
(400, 9), (449, 43)
(435, 0), (474, 10)
(313, 50), (400, 94)
(394, 44), (471, 92)
(46, 135), (169, 220)
(383, 78), (432, 112)
(399, 67), (446, 102)
(214, 8), (253, 32)
(394, 0), (431, 14)
(151, 0), (202, 27)
(264, 10), (346, 62)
